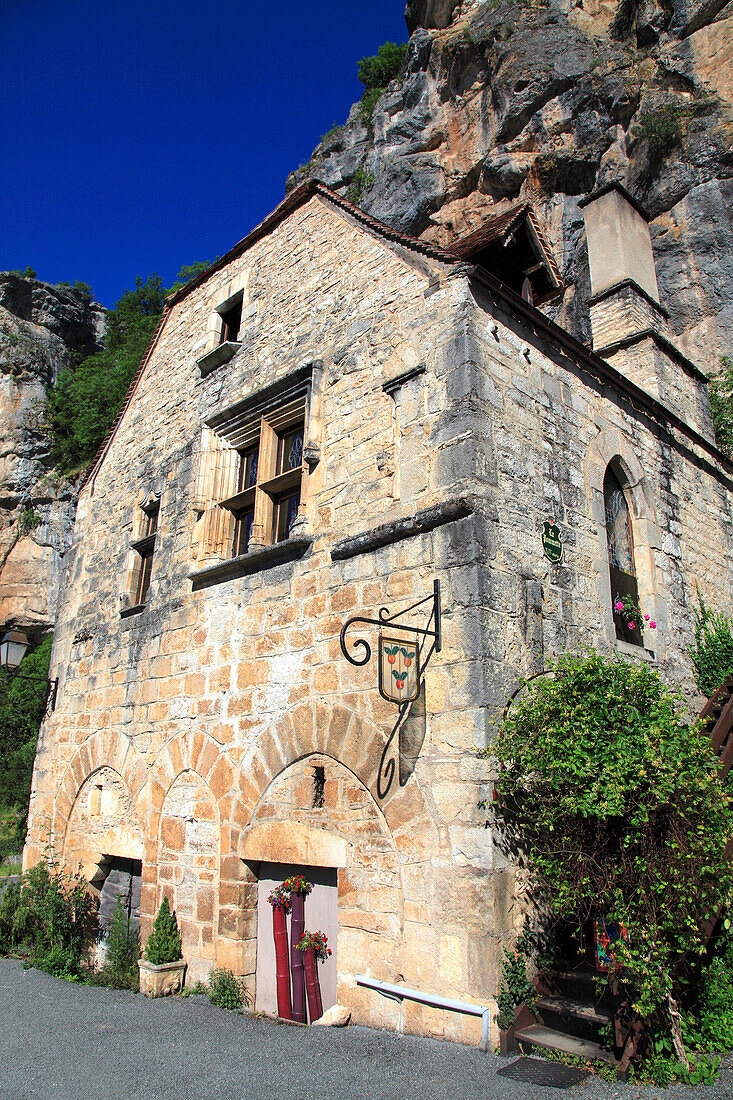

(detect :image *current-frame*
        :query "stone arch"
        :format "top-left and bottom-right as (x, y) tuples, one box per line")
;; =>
(52, 730), (144, 857)
(157, 769), (220, 985)
(585, 427), (665, 646)
(62, 765), (143, 883)
(231, 700), (438, 847)
(238, 753), (405, 1029)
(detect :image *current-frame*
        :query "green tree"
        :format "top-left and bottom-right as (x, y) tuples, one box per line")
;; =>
(49, 274), (167, 473)
(0, 634), (52, 860)
(492, 651), (733, 1017)
(357, 42), (407, 90)
(356, 42), (407, 127)
(709, 356), (733, 458)
(167, 259), (216, 296)
(143, 897), (182, 964)
(689, 594), (733, 698)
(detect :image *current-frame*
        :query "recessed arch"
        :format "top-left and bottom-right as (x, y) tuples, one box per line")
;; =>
(586, 428), (665, 647)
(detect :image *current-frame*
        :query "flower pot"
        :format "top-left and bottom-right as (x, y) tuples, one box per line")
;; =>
(289, 892), (306, 1023)
(138, 958), (186, 997)
(303, 946), (323, 1023)
(272, 904), (292, 1020)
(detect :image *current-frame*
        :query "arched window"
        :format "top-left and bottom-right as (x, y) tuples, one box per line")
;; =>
(604, 466), (642, 647)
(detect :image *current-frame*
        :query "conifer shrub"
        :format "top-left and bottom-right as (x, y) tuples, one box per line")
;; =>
(143, 897), (182, 965)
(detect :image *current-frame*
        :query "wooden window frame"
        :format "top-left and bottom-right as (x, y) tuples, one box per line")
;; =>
(126, 501), (159, 610)
(217, 413), (305, 557)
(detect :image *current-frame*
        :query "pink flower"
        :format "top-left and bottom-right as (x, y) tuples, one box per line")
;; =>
(649, 621), (657, 629)
(644, 614), (650, 621)
(627, 621), (635, 630)
(615, 601), (623, 612)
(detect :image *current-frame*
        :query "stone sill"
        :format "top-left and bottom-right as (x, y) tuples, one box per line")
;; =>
(615, 638), (655, 662)
(119, 603), (146, 619)
(196, 341), (240, 377)
(189, 534), (313, 589)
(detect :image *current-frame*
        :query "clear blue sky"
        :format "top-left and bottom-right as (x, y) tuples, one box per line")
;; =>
(1, 1), (408, 307)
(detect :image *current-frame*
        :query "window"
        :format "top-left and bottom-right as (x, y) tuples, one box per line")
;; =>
(218, 297), (242, 344)
(128, 500), (159, 608)
(218, 415), (305, 557)
(604, 467), (641, 647)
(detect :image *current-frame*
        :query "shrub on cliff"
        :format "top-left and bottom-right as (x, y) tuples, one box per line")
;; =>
(357, 42), (407, 126)
(49, 274), (167, 473)
(0, 634), (52, 861)
(709, 356), (733, 458)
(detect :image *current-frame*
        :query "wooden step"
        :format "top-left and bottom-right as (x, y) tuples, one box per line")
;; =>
(515, 1024), (618, 1065)
(536, 995), (611, 1026)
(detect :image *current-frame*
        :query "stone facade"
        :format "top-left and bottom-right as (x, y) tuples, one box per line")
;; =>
(25, 182), (733, 1045)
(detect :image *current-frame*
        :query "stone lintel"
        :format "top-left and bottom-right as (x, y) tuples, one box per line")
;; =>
(330, 496), (476, 561)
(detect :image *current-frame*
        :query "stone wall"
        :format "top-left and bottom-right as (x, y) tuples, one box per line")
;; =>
(24, 191), (733, 1045)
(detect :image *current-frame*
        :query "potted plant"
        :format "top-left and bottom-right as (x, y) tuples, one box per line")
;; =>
(138, 897), (186, 996)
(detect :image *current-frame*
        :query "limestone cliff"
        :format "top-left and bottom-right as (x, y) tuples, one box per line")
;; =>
(0, 275), (105, 632)
(288, 0), (733, 366)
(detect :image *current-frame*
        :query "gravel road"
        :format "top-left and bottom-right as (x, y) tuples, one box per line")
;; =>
(1, 959), (732, 1100)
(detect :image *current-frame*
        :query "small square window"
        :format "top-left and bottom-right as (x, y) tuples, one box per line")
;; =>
(219, 299), (242, 344)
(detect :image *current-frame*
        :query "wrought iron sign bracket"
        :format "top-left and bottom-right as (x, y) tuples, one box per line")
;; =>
(339, 579), (441, 670)
(339, 580), (442, 799)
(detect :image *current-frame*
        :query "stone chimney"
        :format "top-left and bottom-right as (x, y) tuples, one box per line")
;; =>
(580, 183), (714, 441)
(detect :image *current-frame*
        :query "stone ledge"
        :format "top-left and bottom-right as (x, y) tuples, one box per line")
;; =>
(188, 535), (313, 589)
(120, 603), (146, 619)
(616, 639), (656, 662)
(331, 496), (476, 561)
(196, 341), (240, 377)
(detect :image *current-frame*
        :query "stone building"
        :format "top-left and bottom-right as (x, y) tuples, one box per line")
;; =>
(24, 179), (733, 1044)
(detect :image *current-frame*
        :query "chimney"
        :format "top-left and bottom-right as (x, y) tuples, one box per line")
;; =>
(580, 183), (713, 441)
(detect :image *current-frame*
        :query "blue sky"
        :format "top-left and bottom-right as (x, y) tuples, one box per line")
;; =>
(1, 1), (407, 307)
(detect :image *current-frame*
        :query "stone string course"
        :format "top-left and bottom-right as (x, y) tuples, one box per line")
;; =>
(25, 195), (733, 1046)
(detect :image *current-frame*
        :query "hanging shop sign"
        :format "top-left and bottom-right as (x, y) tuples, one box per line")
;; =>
(379, 638), (420, 704)
(340, 580), (442, 797)
(541, 520), (563, 563)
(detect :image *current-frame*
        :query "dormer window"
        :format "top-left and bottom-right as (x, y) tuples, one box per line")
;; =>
(449, 205), (563, 307)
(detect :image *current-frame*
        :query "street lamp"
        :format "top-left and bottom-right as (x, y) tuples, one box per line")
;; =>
(0, 629), (58, 712)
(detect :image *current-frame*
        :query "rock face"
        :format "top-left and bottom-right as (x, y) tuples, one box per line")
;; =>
(0, 275), (105, 632)
(288, 0), (733, 365)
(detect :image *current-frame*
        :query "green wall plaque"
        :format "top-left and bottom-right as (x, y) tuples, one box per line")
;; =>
(542, 521), (563, 563)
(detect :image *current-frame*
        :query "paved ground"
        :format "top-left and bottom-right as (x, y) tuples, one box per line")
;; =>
(1, 959), (732, 1100)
